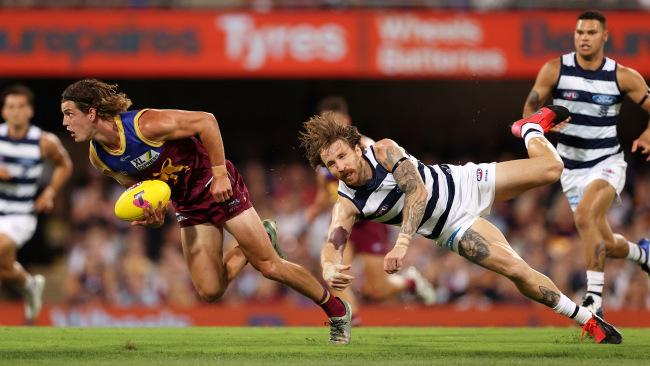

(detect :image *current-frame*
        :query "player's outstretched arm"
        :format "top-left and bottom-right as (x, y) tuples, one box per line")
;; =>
(373, 139), (428, 274)
(619, 65), (650, 160)
(321, 197), (358, 290)
(35, 132), (73, 213)
(523, 59), (560, 117)
(137, 109), (232, 202)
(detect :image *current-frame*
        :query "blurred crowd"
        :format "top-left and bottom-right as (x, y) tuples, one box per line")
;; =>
(1, 0), (649, 10)
(10, 149), (648, 311)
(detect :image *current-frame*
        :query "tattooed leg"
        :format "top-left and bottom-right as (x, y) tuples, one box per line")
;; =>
(458, 229), (490, 264)
(539, 285), (561, 307)
(587, 241), (606, 272)
(458, 220), (564, 308)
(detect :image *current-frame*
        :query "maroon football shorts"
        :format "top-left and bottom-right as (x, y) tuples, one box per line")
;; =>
(173, 160), (252, 228)
(349, 220), (391, 255)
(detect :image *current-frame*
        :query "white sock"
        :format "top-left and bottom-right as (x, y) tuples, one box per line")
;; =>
(586, 270), (604, 294)
(521, 123), (544, 149)
(553, 293), (592, 325)
(627, 242), (647, 265)
(25, 274), (34, 290)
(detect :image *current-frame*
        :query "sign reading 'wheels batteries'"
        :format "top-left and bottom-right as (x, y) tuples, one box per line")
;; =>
(0, 10), (647, 78)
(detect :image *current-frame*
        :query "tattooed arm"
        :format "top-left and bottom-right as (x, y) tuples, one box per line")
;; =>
(523, 58), (561, 118)
(374, 139), (428, 273)
(321, 197), (359, 290)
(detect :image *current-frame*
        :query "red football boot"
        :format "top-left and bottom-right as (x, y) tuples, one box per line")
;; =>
(511, 105), (570, 138)
(581, 314), (623, 344)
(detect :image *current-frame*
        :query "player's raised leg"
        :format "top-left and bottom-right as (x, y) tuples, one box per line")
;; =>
(496, 107), (566, 202)
(225, 207), (351, 344)
(458, 218), (621, 344)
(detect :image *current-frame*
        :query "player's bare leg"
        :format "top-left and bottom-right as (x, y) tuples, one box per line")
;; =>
(458, 218), (621, 344)
(226, 208), (337, 301)
(0, 234), (45, 323)
(359, 254), (407, 300)
(180, 224), (247, 301)
(0, 235), (28, 285)
(225, 207), (351, 344)
(573, 179), (650, 315)
(495, 136), (563, 202)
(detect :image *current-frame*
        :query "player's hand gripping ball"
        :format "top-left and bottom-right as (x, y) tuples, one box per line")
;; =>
(114, 180), (171, 221)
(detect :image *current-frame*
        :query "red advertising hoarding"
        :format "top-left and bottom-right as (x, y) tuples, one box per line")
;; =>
(0, 10), (648, 78)
(2, 302), (650, 327)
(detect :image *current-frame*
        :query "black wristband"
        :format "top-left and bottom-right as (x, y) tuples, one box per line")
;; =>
(391, 157), (409, 172)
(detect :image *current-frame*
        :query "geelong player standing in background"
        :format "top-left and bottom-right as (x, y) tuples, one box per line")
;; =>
(0, 85), (73, 323)
(523, 10), (650, 317)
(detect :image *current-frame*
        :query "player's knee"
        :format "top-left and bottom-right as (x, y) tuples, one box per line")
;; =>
(574, 206), (596, 231)
(503, 260), (530, 282)
(196, 285), (226, 303)
(541, 158), (563, 184)
(255, 260), (282, 281)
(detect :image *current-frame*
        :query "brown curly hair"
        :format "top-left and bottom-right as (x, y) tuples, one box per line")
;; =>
(299, 111), (362, 168)
(61, 79), (132, 120)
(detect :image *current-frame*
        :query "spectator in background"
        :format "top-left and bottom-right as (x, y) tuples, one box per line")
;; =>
(64, 223), (119, 305)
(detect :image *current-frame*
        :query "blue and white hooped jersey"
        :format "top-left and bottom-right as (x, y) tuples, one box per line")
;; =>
(337, 146), (455, 240)
(0, 123), (43, 215)
(552, 52), (623, 170)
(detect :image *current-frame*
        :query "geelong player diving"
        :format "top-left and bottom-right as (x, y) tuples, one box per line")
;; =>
(299, 106), (622, 344)
(306, 97), (435, 325)
(60, 79), (351, 344)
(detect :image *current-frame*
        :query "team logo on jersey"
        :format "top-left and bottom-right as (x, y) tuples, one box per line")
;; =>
(592, 94), (617, 106)
(476, 168), (483, 181)
(130, 150), (161, 171)
(562, 90), (579, 100)
(153, 158), (190, 185)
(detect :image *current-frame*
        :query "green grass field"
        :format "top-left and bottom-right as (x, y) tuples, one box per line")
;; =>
(1, 327), (648, 366)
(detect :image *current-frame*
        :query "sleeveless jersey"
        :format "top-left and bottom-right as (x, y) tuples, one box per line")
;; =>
(552, 52), (623, 170)
(337, 145), (455, 240)
(90, 109), (213, 204)
(0, 123), (43, 215)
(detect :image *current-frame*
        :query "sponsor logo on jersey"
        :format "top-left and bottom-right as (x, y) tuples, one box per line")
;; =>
(592, 94), (617, 106)
(562, 90), (579, 100)
(376, 203), (390, 217)
(130, 150), (161, 171)
(476, 168), (483, 181)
